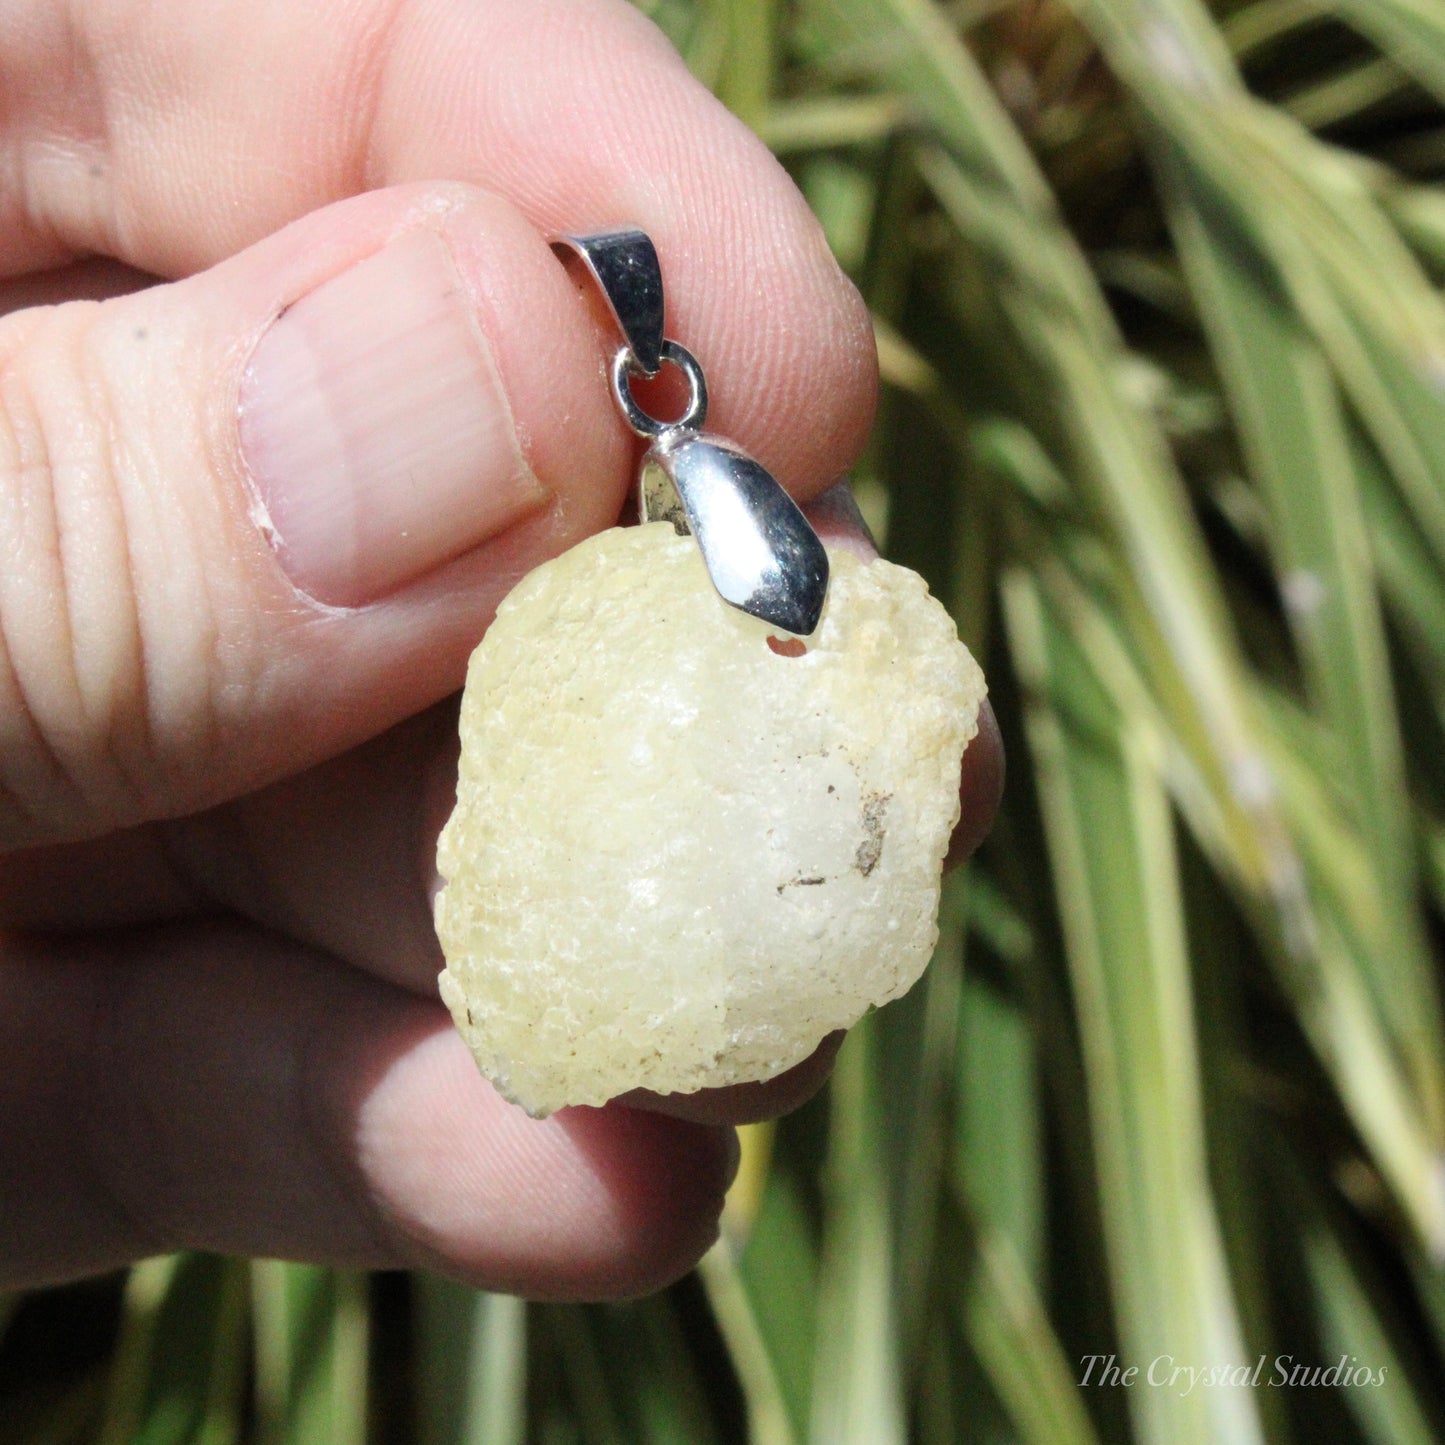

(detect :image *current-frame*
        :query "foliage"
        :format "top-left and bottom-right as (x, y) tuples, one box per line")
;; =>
(8, 1), (1445, 1440)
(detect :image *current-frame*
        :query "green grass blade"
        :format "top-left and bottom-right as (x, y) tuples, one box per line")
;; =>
(1065, 0), (1445, 611)
(809, 1022), (905, 1445)
(540, 1306), (629, 1445)
(1319, 0), (1445, 108)
(1162, 168), (1445, 1140)
(915, 145), (1300, 916)
(1284, 55), (1409, 130)
(1003, 569), (1263, 1445)
(942, 1198), (1101, 1445)
(1408, 1255), (1445, 1371)
(714, 0), (777, 131)
(414, 1276), (525, 1445)
(542, 1297), (722, 1445)
(735, 1145), (819, 1439)
(760, 96), (906, 153)
(632, 1296), (726, 1445)
(1222, 0), (1323, 58)
(1275, 1158), (1445, 1444)
(97, 1255), (248, 1445)
(874, 872), (970, 1372)
(1017, 527), (1445, 1250)
(251, 1263), (368, 1445)
(799, 0), (1056, 213)
(1303, 1232), (1441, 1444)
(1358, 435), (1445, 721)
(698, 1243), (801, 1445)
(551, 1297), (725, 1445)
(1182, 855), (1297, 1445)
(954, 963), (1043, 1285)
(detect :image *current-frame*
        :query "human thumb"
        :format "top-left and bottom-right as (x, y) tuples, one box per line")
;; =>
(0, 183), (630, 849)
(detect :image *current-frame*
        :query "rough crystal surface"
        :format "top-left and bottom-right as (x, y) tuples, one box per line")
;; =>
(434, 523), (986, 1116)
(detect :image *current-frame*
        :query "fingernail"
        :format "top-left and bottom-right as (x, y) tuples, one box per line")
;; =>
(240, 228), (548, 606)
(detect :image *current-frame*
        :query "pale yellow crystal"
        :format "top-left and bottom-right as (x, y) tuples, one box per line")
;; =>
(434, 522), (986, 1116)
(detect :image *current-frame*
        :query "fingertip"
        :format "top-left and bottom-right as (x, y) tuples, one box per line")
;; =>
(351, 1020), (735, 1300)
(803, 481), (879, 560)
(946, 698), (1004, 871)
(619, 1031), (844, 1126)
(544, 1103), (740, 1299)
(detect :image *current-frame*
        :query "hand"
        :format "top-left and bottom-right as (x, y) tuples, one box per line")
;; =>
(0, 0), (1002, 1297)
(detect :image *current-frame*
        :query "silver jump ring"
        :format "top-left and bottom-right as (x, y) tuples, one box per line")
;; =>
(610, 339), (709, 438)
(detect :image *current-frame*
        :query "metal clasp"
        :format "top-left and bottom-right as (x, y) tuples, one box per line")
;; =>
(551, 227), (829, 637)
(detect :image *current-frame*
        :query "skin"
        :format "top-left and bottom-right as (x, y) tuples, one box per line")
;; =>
(0, 0), (1003, 1296)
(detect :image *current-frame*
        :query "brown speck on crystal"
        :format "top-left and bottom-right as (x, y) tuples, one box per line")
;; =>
(855, 792), (892, 876)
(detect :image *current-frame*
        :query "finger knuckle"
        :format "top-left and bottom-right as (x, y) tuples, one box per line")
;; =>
(0, 303), (175, 844)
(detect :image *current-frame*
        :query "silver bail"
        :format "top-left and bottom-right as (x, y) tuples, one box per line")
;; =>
(551, 227), (830, 637)
(551, 228), (665, 376)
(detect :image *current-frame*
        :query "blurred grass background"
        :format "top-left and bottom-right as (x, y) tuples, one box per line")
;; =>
(8, 0), (1445, 1440)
